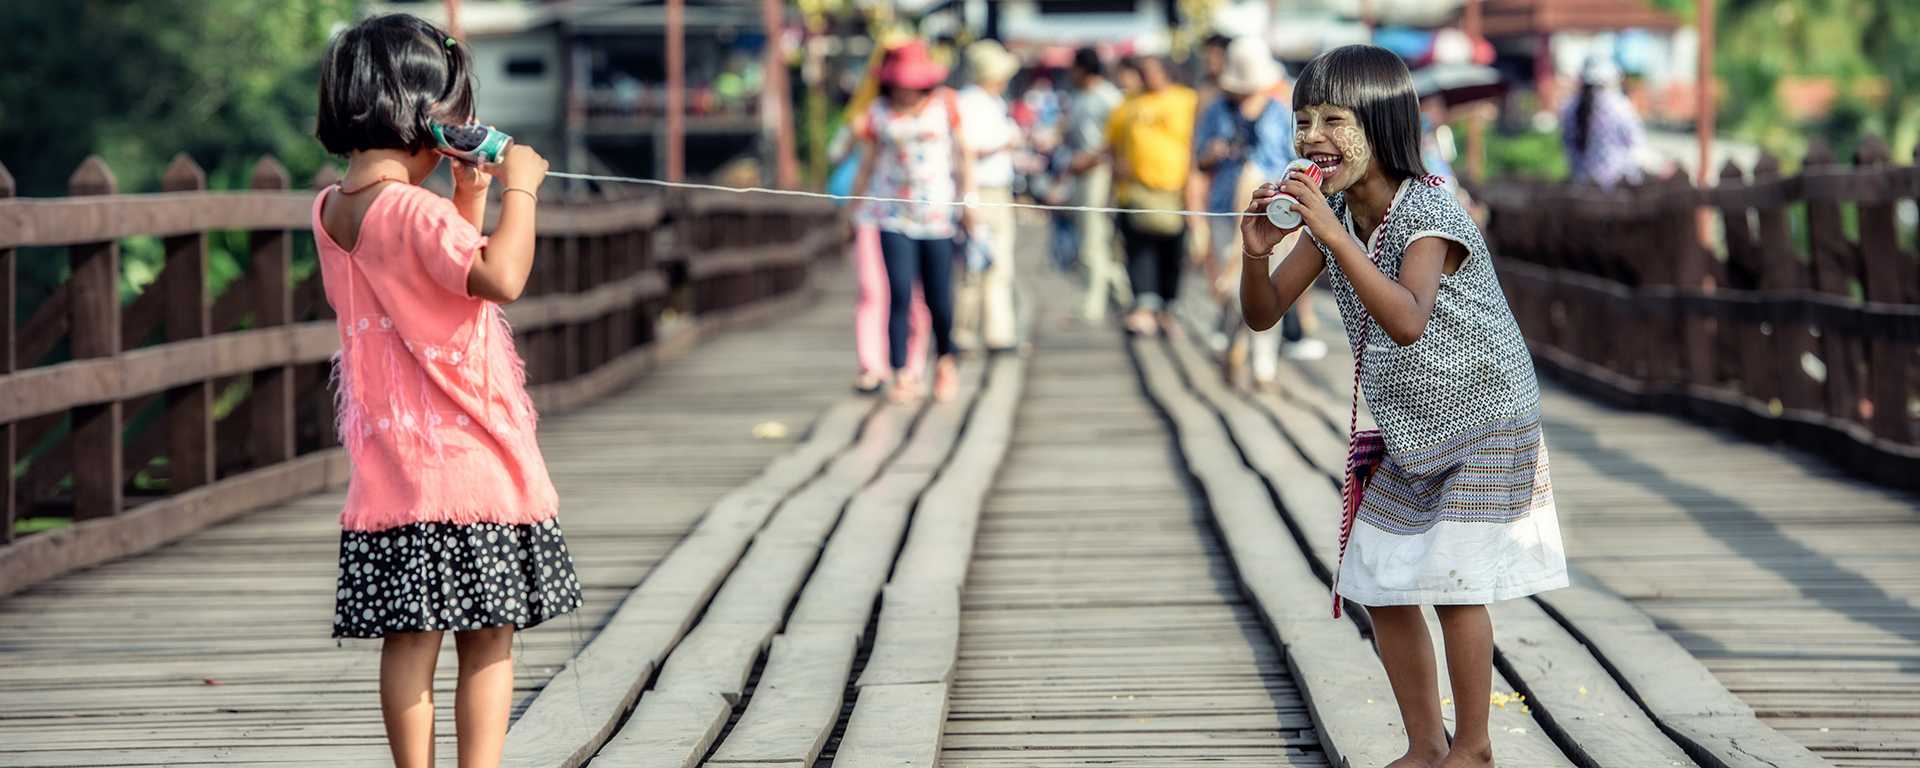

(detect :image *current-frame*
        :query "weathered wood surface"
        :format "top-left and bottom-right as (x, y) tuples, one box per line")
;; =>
(0, 274), (858, 765)
(939, 275), (1330, 767)
(1132, 337), (1405, 768)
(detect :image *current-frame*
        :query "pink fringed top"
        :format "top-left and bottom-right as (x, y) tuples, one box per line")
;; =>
(313, 184), (558, 532)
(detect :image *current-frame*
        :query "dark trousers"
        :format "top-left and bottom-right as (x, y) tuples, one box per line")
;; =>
(1119, 216), (1185, 312)
(878, 230), (956, 371)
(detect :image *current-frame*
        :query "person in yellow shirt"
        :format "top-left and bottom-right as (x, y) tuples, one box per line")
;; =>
(1106, 56), (1199, 336)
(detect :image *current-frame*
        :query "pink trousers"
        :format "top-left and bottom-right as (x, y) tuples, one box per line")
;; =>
(852, 224), (930, 377)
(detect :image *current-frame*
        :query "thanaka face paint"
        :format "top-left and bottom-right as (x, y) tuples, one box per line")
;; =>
(1293, 104), (1372, 194)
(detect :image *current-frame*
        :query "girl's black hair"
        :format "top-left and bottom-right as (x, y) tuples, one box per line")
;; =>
(1291, 45), (1426, 180)
(316, 14), (476, 156)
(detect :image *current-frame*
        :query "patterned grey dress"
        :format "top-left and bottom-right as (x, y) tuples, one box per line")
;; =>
(1311, 177), (1567, 605)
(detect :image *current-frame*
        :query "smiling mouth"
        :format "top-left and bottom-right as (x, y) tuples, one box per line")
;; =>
(1309, 153), (1343, 177)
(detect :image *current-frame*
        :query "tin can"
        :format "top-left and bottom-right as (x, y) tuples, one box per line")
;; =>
(1266, 158), (1325, 230)
(432, 123), (514, 167)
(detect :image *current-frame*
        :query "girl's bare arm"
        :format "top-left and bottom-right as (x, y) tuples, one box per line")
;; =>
(1242, 233), (1325, 331)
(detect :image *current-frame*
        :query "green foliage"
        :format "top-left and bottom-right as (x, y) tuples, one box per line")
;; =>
(0, 0), (360, 197)
(1711, 0), (1920, 162)
(1480, 126), (1569, 182)
(2, 1), (351, 351)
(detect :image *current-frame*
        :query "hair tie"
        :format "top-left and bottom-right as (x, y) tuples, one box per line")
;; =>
(444, 36), (458, 48)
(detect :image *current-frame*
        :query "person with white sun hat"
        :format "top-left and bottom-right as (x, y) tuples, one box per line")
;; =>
(1194, 37), (1327, 388)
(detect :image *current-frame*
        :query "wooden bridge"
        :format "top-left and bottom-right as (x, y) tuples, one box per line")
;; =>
(0, 149), (1915, 768)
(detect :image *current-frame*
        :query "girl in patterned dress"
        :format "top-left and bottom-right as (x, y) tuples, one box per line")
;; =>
(313, 14), (582, 766)
(1238, 45), (1567, 768)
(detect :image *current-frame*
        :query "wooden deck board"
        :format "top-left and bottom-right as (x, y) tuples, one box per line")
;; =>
(939, 278), (1329, 768)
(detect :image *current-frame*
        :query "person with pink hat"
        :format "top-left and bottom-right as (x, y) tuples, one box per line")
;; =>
(851, 39), (977, 403)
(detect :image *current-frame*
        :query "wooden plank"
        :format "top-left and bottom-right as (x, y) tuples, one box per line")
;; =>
(788, 364), (985, 631)
(592, 690), (730, 768)
(0, 450), (350, 597)
(940, 276), (1328, 768)
(835, 683), (949, 768)
(707, 626), (860, 765)
(645, 391), (913, 702)
(1534, 582), (1831, 768)
(1131, 337), (1406, 768)
(857, 584), (960, 687)
(503, 391), (875, 766)
(890, 360), (1026, 590)
(1489, 599), (1695, 767)
(0, 190), (668, 249)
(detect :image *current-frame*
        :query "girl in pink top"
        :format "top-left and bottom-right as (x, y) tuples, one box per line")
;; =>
(313, 14), (579, 766)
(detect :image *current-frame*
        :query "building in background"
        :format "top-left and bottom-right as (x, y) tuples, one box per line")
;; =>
(375, 0), (773, 182)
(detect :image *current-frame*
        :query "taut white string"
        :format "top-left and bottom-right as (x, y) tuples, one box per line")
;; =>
(545, 171), (1268, 218)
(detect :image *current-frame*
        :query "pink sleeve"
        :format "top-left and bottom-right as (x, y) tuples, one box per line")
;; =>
(409, 192), (489, 298)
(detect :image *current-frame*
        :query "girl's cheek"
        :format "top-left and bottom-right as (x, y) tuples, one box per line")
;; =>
(1331, 126), (1370, 162)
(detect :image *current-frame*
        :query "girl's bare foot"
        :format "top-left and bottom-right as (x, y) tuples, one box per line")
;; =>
(1384, 741), (1449, 768)
(932, 357), (959, 402)
(855, 372), (886, 394)
(1436, 742), (1493, 768)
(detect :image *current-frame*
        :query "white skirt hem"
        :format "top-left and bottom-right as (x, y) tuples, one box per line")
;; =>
(1337, 572), (1570, 607)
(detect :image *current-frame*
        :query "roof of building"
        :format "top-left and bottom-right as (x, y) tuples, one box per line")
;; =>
(1478, 0), (1679, 36)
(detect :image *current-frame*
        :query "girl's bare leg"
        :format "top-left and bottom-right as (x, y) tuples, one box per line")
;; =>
(1435, 604), (1496, 767)
(1368, 605), (1450, 767)
(381, 630), (444, 768)
(454, 626), (516, 768)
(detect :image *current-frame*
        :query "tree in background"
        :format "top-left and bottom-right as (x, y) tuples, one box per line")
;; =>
(1651, 0), (1920, 164)
(0, 0), (359, 197)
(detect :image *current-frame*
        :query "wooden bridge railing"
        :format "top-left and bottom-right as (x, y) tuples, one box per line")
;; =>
(1476, 135), (1920, 489)
(0, 154), (844, 595)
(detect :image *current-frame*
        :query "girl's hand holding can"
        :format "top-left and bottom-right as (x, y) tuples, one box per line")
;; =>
(1239, 182), (1289, 259)
(1278, 167), (1339, 242)
(500, 144), (549, 193)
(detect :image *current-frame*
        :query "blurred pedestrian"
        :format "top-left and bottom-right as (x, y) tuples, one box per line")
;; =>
(851, 39), (974, 403)
(1106, 55), (1199, 336)
(829, 121), (932, 395)
(954, 40), (1023, 354)
(1065, 47), (1129, 320)
(1561, 56), (1647, 189)
(1194, 37), (1325, 388)
(1115, 56), (1144, 97)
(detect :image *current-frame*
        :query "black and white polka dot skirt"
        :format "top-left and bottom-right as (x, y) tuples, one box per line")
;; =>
(332, 518), (583, 639)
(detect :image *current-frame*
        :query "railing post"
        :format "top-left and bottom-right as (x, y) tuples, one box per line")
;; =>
(1804, 140), (1862, 426)
(526, 235), (556, 386)
(0, 162), (14, 543)
(584, 233), (608, 371)
(1751, 154), (1819, 415)
(251, 156), (297, 464)
(158, 155), (215, 491)
(68, 156), (123, 519)
(1855, 137), (1913, 445)
(561, 234), (583, 380)
(1716, 160), (1772, 411)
